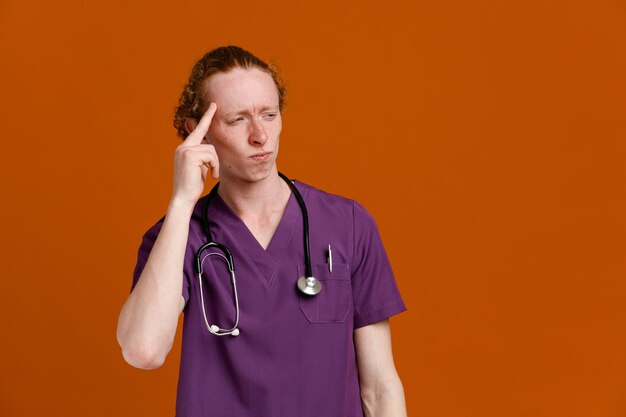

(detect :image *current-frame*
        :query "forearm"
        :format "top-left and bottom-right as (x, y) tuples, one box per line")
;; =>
(116, 198), (194, 369)
(361, 379), (408, 417)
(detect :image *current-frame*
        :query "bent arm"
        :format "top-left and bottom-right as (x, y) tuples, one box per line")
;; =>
(116, 199), (193, 369)
(355, 319), (407, 417)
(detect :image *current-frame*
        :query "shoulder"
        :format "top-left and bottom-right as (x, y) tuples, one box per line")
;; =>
(295, 180), (377, 225)
(293, 179), (359, 213)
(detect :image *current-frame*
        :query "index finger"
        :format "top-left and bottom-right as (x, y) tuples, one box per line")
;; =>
(185, 102), (217, 145)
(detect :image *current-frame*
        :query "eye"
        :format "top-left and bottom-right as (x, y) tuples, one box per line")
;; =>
(228, 117), (245, 124)
(263, 113), (277, 120)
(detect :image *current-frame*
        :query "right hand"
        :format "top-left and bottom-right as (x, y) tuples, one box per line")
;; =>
(171, 102), (220, 207)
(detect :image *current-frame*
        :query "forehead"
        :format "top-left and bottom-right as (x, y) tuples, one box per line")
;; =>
(203, 67), (279, 112)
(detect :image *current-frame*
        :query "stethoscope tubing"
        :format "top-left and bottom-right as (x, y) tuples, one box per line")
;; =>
(278, 172), (313, 279)
(200, 172), (313, 279)
(197, 251), (240, 336)
(195, 172), (315, 336)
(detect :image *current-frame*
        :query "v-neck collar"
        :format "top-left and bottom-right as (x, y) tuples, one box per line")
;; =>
(206, 181), (302, 288)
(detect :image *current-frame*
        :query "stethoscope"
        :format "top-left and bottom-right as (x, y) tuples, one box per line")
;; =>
(195, 172), (321, 337)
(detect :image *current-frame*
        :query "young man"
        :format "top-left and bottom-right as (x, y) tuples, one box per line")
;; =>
(117, 46), (407, 417)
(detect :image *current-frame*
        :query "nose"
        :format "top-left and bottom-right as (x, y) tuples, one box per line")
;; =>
(249, 118), (268, 146)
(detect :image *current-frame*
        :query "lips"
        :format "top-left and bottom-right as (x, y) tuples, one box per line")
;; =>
(250, 152), (271, 161)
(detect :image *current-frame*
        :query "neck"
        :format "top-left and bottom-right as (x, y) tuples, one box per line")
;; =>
(216, 167), (290, 218)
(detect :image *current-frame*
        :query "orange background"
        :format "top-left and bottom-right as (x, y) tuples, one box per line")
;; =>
(1, 0), (625, 416)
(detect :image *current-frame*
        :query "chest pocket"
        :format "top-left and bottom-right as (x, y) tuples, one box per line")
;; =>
(298, 263), (352, 324)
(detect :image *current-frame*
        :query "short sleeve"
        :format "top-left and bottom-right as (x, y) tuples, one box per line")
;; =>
(351, 201), (406, 329)
(130, 217), (191, 305)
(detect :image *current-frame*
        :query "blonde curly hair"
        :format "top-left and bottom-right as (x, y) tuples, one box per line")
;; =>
(173, 46), (286, 139)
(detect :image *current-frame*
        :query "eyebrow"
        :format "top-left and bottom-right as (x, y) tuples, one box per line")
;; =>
(222, 106), (279, 117)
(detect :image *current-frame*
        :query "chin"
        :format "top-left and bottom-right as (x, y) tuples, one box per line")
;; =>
(235, 165), (276, 184)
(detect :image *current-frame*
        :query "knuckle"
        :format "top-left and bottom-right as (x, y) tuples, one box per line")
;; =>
(178, 147), (194, 158)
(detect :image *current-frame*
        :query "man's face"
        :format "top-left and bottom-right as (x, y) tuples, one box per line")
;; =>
(203, 67), (282, 183)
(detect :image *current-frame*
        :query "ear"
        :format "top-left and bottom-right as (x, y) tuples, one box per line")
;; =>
(184, 118), (198, 136)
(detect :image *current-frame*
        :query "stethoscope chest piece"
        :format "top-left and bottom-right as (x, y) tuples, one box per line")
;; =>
(297, 276), (322, 296)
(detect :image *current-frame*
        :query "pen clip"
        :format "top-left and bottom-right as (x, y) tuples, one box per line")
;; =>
(327, 244), (333, 273)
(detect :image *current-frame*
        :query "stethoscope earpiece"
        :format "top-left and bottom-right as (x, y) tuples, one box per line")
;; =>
(209, 324), (240, 337)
